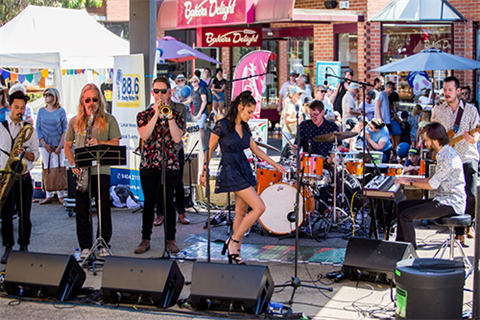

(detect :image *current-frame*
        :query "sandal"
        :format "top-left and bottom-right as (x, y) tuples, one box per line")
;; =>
(221, 237), (245, 265)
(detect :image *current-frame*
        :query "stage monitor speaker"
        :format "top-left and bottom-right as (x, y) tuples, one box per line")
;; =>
(188, 262), (274, 314)
(342, 237), (418, 283)
(3, 251), (86, 301)
(100, 256), (184, 308)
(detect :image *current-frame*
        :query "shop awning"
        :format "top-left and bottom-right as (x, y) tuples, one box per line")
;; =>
(370, 0), (466, 22)
(157, 0), (361, 30)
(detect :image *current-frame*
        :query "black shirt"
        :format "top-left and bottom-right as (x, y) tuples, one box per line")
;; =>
(296, 118), (339, 158)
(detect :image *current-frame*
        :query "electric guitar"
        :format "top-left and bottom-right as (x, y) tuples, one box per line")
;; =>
(432, 124), (480, 160)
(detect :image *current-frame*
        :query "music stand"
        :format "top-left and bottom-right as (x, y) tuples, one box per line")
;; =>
(75, 145), (126, 266)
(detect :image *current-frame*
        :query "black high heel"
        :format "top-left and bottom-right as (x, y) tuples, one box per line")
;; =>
(221, 237), (245, 265)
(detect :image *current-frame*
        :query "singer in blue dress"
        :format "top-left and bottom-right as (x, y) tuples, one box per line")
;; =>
(200, 91), (286, 264)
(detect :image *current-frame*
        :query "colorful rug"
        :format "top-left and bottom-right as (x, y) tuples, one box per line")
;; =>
(181, 236), (346, 265)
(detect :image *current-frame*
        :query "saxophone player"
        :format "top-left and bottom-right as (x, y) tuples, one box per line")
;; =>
(0, 84), (39, 264)
(64, 84), (121, 259)
(134, 77), (185, 254)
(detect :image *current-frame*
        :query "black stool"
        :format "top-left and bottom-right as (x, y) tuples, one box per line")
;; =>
(434, 215), (473, 278)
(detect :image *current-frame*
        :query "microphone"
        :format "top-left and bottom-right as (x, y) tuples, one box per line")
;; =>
(324, 73), (329, 86)
(86, 113), (94, 146)
(287, 211), (296, 223)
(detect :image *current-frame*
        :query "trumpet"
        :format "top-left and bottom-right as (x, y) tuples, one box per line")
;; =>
(158, 100), (172, 118)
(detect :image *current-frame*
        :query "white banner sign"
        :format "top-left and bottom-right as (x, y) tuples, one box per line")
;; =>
(111, 54), (145, 200)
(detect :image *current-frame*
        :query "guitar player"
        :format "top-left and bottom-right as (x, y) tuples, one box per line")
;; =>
(432, 76), (480, 245)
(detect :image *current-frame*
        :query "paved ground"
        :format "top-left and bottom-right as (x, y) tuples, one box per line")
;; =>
(0, 133), (476, 319)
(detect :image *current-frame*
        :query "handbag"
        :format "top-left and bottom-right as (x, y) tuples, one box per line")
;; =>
(42, 151), (67, 192)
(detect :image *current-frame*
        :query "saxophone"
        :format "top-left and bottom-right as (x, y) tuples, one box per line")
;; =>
(0, 124), (34, 210)
(76, 114), (94, 192)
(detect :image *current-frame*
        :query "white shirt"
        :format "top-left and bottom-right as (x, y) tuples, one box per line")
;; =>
(0, 118), (39, 172)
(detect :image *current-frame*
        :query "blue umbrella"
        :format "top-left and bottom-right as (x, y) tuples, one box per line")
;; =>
(157, 36), (222, 65)
(374, 48), (480, 72)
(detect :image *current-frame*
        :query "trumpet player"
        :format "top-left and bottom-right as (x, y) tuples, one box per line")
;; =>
(134, 77), (185, 254)
(0, 85), (39, 264)
(64, 84), (121, 259)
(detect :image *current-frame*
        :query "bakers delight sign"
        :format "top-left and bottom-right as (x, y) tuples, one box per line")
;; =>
(198, 27), (262, 47)
(177, 0), (254, 28)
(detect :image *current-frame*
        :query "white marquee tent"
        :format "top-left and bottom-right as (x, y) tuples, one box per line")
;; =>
(0, 5), (130, 115)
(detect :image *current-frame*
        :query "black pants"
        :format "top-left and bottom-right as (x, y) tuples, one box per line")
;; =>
(396, 199), (455, 249)
(156, 148), (185, 216)
(1, 174), (33, 247)
(456, 160), (478, 236)
(141, 168), (180, 241)
(76, 174), (112, 250)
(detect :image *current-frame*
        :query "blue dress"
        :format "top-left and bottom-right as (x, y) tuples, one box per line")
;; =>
(213, 118), (256, 193)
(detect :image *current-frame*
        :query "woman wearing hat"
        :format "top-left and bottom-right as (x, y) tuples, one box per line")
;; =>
(0, 84), (9, 122)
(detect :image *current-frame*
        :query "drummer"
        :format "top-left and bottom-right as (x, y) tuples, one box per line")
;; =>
(295, 100), (339, 158)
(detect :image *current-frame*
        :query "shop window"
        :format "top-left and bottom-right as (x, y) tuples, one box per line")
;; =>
(337, 33), (358, 76)
(288, 38), (314, 84)
(382, 24), (452, 101)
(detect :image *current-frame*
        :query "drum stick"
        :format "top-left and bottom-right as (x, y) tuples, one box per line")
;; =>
(281, 131), (295, 148)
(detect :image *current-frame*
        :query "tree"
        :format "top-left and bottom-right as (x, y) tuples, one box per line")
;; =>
(0, 0), (102, 26)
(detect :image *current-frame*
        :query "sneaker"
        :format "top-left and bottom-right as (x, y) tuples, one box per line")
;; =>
(80, 248), (89, 259)
(98, 247), (110, 258)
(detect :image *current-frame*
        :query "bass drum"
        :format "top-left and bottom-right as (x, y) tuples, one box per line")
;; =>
(259, 182), (314, 235)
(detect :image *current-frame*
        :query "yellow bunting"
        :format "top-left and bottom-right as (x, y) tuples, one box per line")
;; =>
(40, 69), (49, 78)
(62, 69), (66, 76)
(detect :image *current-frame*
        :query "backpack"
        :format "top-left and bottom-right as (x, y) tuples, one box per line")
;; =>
(205, 87), (213, 105)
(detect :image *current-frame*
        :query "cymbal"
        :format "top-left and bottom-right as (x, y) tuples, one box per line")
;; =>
(313, 131), (358, 143)
(255, 140), (281, 153)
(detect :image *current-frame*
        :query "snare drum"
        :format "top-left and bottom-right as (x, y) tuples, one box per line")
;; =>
(259, 182), (314, 235)
(300, 154), (324, 180)
(256, 164), (283, 195)
(345, 159), (363, 175)
(386, 164), (403, 176)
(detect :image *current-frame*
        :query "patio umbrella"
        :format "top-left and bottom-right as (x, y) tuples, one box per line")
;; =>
(374, 48), (480, 72)
(157, 36), (222, 65)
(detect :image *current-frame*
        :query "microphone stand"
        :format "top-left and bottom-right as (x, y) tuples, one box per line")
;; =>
(185, 140), (199, 214)
(204, 112), (215, 263)
(275, 102), (332, 304)
(161, 114), (169, 258)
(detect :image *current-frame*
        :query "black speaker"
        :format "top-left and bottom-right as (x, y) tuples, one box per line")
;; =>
(100, 256), (184, 308)
(342, 237), (418, 283)
(188, 262), (274, 314)
(324, 0), (338, 9)
(3, 251), (86, 301)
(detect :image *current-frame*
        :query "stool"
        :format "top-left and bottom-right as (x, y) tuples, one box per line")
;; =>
(434, 215), (473, 278)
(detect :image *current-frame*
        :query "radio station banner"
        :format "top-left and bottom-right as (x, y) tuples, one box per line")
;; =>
(111, 54), (145, 201)
(197, 27), (262, 47)
(177, 0), (254, 28)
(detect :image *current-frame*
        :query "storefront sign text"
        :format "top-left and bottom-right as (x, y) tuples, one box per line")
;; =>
(177, 0), (254, 28)
(198, 27), (262, 47)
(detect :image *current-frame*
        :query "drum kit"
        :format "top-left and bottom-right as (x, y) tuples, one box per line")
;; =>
(250, 130), (410, 239)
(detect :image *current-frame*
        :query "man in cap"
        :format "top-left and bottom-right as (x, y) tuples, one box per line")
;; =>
(185, 75), (208, 148)
(403, 148), (421, 175)
(342, 82), (362, 131)
(281, 86), (305, 145)
(279, 71), (299, 112)
(1, 84), (40, 264)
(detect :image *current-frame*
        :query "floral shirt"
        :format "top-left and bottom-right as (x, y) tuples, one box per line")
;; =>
(429, 145), (466, 215)
(136, 104), (185, 170)
(433, 100), (480, 163)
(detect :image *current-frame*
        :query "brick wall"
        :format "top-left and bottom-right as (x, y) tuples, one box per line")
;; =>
(221, 47), (231, 80)
(106, 0), (129, 21)
(278, 40), (288, 85)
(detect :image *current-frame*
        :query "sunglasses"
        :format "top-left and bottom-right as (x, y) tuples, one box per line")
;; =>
(153, 88), (168, 94)
(317, 90), (326, 93)
(84, 97), (99, 104)
(191, 81), (199, 84)
(44, 93), (53, 97)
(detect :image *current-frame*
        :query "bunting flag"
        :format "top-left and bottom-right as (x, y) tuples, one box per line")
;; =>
(0, 67), (110, 85)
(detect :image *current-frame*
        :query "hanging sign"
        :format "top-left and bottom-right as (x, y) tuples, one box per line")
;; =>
(197, 27), (262, 47)
(177, 0), (254, 28)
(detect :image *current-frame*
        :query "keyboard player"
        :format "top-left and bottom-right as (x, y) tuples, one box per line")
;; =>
(394, 122), (466, 249)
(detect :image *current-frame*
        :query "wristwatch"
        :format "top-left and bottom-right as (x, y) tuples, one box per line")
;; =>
(410, 179), (415, 186)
